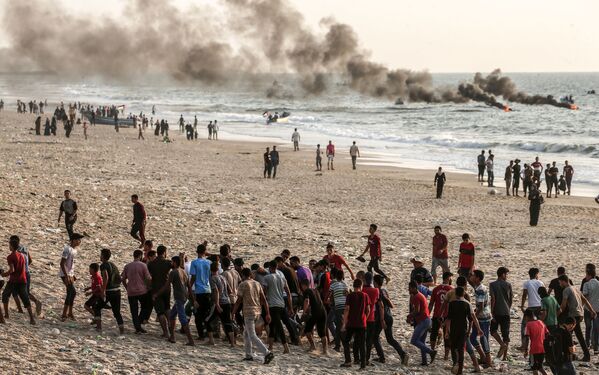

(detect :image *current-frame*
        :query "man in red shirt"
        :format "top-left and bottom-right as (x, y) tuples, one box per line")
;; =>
(341, 278), (371, 369)
(323, 243), (355, 280)
(429, 272), (454, 359)
(1, 236), (36, 325)
(408, 281), (436, 365)
(326, 140), (335, 170)
(457, 233), (475, 279)
(358, 224), (389, 284)
(363, 272), (385, 365)
(432, 226), (450, 284)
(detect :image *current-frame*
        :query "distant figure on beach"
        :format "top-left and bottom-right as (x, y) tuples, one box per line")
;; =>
(58, 190), (78, 240)
(595, 194), (599, 205)
(558, 175), (567, 195)
(50, 116), (57, 136)
(350, 141), (360, 170)
(477, 150), (486, 183)
(531, 157), (543, 188)
(504, 160), (513, 196)
(154, 120), (160, 136)
(315, 144), (322, 171)
(512, 159), (521, 196)
(130, 195), (147, 248)
(44, 118), (51, 136)
(528, 184), (543, 226)
(185, 123), (193, 140)
(152, 105), (155, 115)
(59, 233), (84, 322)
(263, 147), (272, 178)
(0, 99), (3, 111)
(326, 141), (335, 170)
(138, 123), (144, 140)
(548, 161), (559, 198)
(431, 226), (450, 284)
(114, 112), (119, 133)
(434, 167), (446, 199)
(179, 115), (184, 133)
(270, 146), (279, 179)
(486, 154), (495, 187)
(522, 163), (532, 197)
(213, 120), (219, 140)
(34, 116), (41, 135)
(563, 160), (574, 195)
(291, 129), (300, 151)
(208, 121), (213, 140)
(83, 121), (88, 140)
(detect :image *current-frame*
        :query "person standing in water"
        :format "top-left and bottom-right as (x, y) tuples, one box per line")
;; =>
(315, 144), (323, 171)
(291, 129), (300, 151)
(349, 141), (360, 170)
(434, 167), (446, 199)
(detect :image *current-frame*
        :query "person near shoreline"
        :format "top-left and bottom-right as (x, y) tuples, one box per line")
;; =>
(548, 162), (559, 198)
(270, 146), (279, 179)
(326, 140), (335, 170)
(531, 157), (543, 188)
(213, 120), (219, 140)
(263, 147), (272, 178)
(130, 195), (146, 248)
(291, 128), (300, 151)
(486, 154), (495, 187)
(59, 233), (83, 322)
(434, 167), (446, 199)
(477, 150), (486, 183)
(512, 159), (522, 196)
(349, 141), (360, 170)
(35, 116), (41, 135)
(504, 160), (513, 196)
(563, 160), (574, 195)
(315, 144), (322, 171)
(207, 121), (213, 140)
(358, 224), (390, 284)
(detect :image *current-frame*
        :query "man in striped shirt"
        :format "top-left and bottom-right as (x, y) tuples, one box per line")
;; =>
(328, 268), (349, 351)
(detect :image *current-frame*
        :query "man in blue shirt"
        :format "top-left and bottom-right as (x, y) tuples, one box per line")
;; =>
(190, 244), (211, 340)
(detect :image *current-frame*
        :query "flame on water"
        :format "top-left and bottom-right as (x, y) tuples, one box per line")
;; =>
(569, 104), (579, 110)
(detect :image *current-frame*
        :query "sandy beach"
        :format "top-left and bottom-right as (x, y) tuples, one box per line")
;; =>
(0, 110), (598, 375)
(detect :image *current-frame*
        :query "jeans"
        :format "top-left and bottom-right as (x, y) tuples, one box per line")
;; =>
(128, 293), (152, 331)
(64, 216), (76, 240)
(244, 315), (270, 358)
(366, 321), (383, 362)
(351, 156), (357, 169)
(470, 319), (491, 353)
(62, 278), (76, 305)
(487, 171), (494, 186)
(573, 316), (590, 359)
(343, 327), (366, 367)
(374, 316), (406, 360)
(106, 290), (124, 325)
(367, 257), (387, 279)
(551, 361), (577, 375)
(194, 293), (212, 339)
(411, 318), (434, 364)
(592, 314), (599, 351)
(333, 307), (345, 348)
(268, 306), (287, 344)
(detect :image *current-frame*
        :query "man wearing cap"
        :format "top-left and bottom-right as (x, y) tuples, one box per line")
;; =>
(489, 267), (512, 360)
(410, 256), (434, 287)
(431, 226), (450, 285)
(59, 233), (84, 321)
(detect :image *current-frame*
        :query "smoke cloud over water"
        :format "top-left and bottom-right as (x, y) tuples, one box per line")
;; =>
(0, 0), (575, 108)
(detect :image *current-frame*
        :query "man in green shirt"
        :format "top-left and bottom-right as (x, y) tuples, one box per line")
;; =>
(539, 286), (560, 333)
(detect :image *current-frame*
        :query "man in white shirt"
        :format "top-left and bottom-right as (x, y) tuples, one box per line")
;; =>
(291, 129), (300, 151)
(519, 267), (544, 351)
(349, 141), (360, 170)
(486, 154), (495, 187)
(582, 267), (599, 353)
(59, 233), (84, 321)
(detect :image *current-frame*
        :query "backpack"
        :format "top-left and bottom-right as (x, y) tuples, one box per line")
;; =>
(543, 330), (564, 366)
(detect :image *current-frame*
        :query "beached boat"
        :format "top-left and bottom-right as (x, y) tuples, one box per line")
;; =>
(82, 111), (135, 127)
(263, 111), (291, 124)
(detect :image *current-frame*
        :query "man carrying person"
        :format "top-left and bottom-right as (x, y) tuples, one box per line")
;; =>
(431, 225), (450, 285)
(301, 278), (328, 354)
(58, 190), (78, 240)
(130, 195), (146, 248)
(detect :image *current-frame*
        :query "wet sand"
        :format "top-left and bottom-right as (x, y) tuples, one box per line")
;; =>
(0, 110), (598, 374)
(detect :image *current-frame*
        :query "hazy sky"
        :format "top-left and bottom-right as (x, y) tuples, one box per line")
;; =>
(1, 0), (598, 72)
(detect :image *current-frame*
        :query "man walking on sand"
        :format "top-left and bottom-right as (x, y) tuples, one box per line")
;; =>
(291, 128), (300, 151)
(358, 224), (390, 284)
(431, 226), (450, 284)
(1, 236), (36, 325)
(59, 233), (84, 322)
(130, 195), (146, 248)
(350, 141), (360, 170)
(58, 190), (78, 240)
(121, 250), (152, 334)
(326, 140), (335, 170)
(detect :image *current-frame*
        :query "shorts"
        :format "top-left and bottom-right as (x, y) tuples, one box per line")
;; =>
(169, 300), (189, 325)
(153, 292), (171, 316)
(304, 312), (326, 338)
(532, 353), (545, 370)
(431, 257), (450, 277)
(490, 315), (510, 342)
(327, 155), (334, 161)
(85, 295), (104, 317)
(1, 282), (30, 308)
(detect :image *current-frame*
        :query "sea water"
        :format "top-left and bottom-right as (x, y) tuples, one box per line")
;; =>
(1, 72), (598, 196)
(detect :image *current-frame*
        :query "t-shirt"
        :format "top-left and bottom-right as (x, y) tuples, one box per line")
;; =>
(489, 279), (513, 317)
(418, 284), (432, 298)
(295, 266), (314, 289)
(410, 292), (430, 324)
(474, 284), (492, 321)
(222, 269), (241, 303)
(59, 245), (77, 277)
(582, 278), (599, 311)
(238, 279), (263, 316)
(363, 286), (380, 323)
(562, 286), (584, 318)
(189, 257), (212, 294)
(60, 199), (78, 215)
(304, 287), (326, 316)
(169, 268), (188, 302)
(324, 254), (346, 271)
(7, 251), (27, 284)
(431, 284), (453, 318)
(523, 279), (545, 308)
(563, 165), (574, 177)
(411, 267), (434, 284)
(100, 262), (121, 291)
(345, 291), (370, 328)
(549, 277), (566, 305)
(447, 299), (472, 335)
(147, 258), (172, 291)
(541, 295), (559, 327)
(264, 272), (286, 308)
(531, 161), (543, 171)
(458, 242), (475, 269)
(432, 234), (448, 259)
(477, 154), (485, 166)
(486, 158), (494, 172)
(349, 145), (359, 157)
(121, 260), (150, 297)
(291, 131), (300, 142)
(329, 280), (348, 310)
(326, 144), (335, 156)
(132, 202), (146, 223)
(525, 320), (548, 355)
(210, 274), (231, 305)
(91, 272), (103, 296)
(367, 234), (381, 258)
(17, 245), (29, 273)
(279, 266), (299, 295)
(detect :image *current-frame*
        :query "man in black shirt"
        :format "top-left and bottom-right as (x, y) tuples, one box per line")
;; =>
(58, 190), (78, 240)
(548, 317), (576, 375)
(148, 245), (172, 337)
(445, 286), (474, 375)
(512, 159), (522, 196)
(130, 195), (146, 248)
(548, 267), (573, 323)
(99, 248), (124, 334)
(263, 147), (272, 178)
